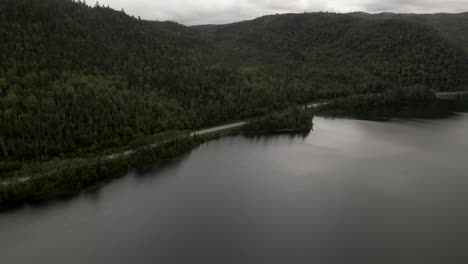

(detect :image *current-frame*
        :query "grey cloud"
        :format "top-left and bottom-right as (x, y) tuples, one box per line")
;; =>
(98, 0), (468, 25)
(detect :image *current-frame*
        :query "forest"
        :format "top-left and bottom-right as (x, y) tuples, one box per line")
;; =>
(350, 12), (468, 51)
(243, 107), (314, 133)
(1, 0), (468, 164)
(0, 135), (204, 206)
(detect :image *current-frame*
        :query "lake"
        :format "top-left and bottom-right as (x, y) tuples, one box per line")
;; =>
(1, 114), (468, 264)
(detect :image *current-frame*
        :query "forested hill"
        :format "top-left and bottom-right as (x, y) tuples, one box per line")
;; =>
(196, 13), (468, 88)
(195, 13), (468, 96)
(0, 0), (208, 87)
(0, 0), (216, 160)
(1, 0), (468, 161)
(349, 12), (468, 51)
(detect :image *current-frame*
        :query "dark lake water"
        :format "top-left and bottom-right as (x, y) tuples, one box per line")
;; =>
(1, 114), (468, 264)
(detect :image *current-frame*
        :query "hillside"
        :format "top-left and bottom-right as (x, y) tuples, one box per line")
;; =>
(196, 13), (468, 93)
(1, 0), (468, 162)
(0, 0), (288, 160)
(350, 12), (468, 51)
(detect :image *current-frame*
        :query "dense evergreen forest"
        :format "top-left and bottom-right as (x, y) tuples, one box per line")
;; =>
(1, 0), (468, 163)
(243, 107), (314, 133)
(350, 12), (468, 51)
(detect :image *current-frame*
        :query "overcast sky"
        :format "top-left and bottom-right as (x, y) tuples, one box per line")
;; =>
(96, 0), (468, 25)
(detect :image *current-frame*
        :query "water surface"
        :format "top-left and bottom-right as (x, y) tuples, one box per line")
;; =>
(1, 114), (468, 264)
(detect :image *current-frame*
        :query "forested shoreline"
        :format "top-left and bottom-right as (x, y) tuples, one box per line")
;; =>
(1, 0), (468, 206)
(2, 0), (468, 162)
(0, 135), (206, 207)
(243, 107), (314, 133)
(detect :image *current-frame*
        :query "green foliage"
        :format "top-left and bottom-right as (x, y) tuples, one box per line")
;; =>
(0, 136), (202, 206)
(0, 1), (467, 162)
(315, 86), (437, 118)
(0, 161), (22, 179)
(198, 13), (468, 92)
(350, 12), (468, 51)
(244, 106), (314, 133)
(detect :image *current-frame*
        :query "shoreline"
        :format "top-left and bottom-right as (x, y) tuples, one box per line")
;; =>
(2, 99), (466, 208)
(0, 127), (243, 210)
(0, 102), (325, 188)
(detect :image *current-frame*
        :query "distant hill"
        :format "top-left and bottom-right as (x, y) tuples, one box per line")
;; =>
(1, 0), (468, 161)
(196, 13), (468, 92)
(349, 12), (468, 51)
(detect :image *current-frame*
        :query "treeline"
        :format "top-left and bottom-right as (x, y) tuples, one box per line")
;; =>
(243, 106), (314, 133)
(0, 136), (203, 206)
(314, 85), (439, 119)
(1, 0), (468, 162)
